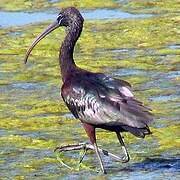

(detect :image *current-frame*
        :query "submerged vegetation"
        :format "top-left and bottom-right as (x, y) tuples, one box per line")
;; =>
(0, 0), (120, 11)
(0, 0), (179, 179)
(0, 0), (180, 13)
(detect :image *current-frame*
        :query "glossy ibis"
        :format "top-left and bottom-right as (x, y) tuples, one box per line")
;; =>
(24, 7), (153, 174)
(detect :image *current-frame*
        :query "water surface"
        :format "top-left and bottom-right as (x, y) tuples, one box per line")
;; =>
(0, 2), (179, 179)
(0, 9), (153, 27)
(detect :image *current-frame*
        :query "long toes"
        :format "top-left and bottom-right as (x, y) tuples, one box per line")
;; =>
(121, 155), (130, 163)
(54, 143), (87, 153)
(54, 146), (61, 152)
(103, 169), (107, 174)
(54, 145), (70, 152)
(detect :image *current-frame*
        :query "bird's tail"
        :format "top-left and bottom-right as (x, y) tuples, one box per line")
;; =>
(122, 125), (152, 138)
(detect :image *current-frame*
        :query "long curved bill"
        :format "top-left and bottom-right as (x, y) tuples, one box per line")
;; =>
(24, 20), (60, 64)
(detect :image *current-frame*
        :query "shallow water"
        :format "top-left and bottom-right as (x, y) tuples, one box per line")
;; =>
(0, 9), (153, 27)
(0, 1), (180, 179)
(168, 44), (180, 50)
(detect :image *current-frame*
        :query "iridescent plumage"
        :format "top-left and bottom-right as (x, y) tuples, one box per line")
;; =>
(24, 7), (154, 174)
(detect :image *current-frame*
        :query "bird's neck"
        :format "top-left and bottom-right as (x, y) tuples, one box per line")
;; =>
(59, 22), (83, 82)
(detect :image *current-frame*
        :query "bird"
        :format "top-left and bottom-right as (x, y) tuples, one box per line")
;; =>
(24, 7), (154, 174)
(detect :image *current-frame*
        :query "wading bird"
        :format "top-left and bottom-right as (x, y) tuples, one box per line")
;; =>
(24, 7), (153, 174)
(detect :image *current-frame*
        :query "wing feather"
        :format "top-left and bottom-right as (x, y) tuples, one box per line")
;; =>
(61, 73), (153, 130)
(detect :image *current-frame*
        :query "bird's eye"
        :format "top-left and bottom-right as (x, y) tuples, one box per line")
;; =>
(57, 14), (63, 24)
(57, 13), (62, 19)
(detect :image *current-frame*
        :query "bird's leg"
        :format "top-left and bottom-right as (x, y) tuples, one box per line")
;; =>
(54, 142), (126, 161)
(83, 123), (106, 174)
(54, 131), (130, 171)
(116, 132), (130, 163)
(93, 141), (107, 174)
(78, 143), (88, 164)
(54, 142), (125, 161)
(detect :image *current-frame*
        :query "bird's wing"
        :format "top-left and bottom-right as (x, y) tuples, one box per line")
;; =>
(61, 73), (153, 130)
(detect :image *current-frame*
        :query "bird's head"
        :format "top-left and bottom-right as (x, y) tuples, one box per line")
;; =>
(24, 7), (84, 63)
(58, 7), (84, 27)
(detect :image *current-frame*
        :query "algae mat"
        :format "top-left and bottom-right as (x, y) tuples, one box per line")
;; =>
(0, 0), (180, 179)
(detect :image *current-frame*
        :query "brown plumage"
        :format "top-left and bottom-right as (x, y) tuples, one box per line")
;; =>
(24, 7), (154, 174)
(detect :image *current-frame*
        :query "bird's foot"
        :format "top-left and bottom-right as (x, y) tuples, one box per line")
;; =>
(121, 146), (130, 163)
(54, 143), (129, 163)
(54, 143), (92, 170)
(121, 155), (130, 163)
(54, 143), (89, 153)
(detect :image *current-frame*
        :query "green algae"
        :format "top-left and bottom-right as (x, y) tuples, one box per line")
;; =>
(120, 0), (180, 14)
(54, 0), (120, 10)
(0, 2), (180, 179)
(154, 125), (180, 151)
(1, 15), (179, 80)
(0, 0), (120, 11)
(17, 157), (57, 170)
(1, 0), (180, 14)
(0, 134), (57, 149)
(0, 0), (50, 11)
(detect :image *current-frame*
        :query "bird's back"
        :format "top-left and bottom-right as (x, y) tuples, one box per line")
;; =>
(61, 70), (153, 138)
